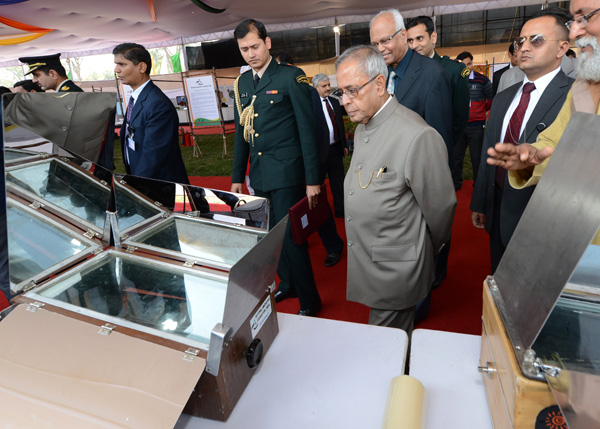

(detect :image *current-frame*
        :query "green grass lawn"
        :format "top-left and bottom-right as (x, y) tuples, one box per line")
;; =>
(115, 134), (474, 181)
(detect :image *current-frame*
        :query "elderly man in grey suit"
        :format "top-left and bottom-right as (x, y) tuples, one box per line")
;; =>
(335, 45), (456, 336)
(471, 7), (574, 273)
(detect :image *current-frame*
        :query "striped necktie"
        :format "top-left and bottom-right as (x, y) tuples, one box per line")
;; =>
(387, 70), (397, 95)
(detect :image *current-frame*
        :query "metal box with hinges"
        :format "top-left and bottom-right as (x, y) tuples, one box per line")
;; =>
(0, 92), (286, 426)
(479, 113), (600, 429)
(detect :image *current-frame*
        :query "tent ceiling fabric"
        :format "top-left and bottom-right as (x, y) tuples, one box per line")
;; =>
(0, 0), (545, 67)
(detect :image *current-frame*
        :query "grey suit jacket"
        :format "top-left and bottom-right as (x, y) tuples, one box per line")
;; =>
(471, 70), (574, 245)
(344, 97), (456, 310)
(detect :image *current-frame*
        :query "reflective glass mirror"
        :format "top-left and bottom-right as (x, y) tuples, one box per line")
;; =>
(28, 251), (227, 345)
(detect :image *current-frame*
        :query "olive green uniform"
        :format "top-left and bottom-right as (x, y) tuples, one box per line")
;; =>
(433, 52), (470, 143)
(232, 59), (321, 312)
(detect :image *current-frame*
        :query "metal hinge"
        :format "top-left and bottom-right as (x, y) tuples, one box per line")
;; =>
(183, 348), (199, 362)
(29, 201), (45, 210)
(121, 233), (129, 240)
(39, 152), (50, 159)
(154, 201), (163, 207)
(92, 248), (103, 255)
(98, 323), (116, 336)
(119, 179), (127, 185)
(125, 245), (137, 253)
(534, 359), (561, 378)
(84, 229), (96, 239)
(100, 180), (108, 186)
(162, 212), (170, 218)
(183, 259), (196, 268)
(26, 301), (44, 312)
(23, 280), (37, 293)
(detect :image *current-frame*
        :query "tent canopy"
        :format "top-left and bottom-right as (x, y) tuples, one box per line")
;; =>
(0, 0), (545, 67)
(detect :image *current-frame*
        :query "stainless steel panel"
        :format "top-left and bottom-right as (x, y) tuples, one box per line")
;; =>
(494, 112), (600, 350)
(222, 217), (287, 335)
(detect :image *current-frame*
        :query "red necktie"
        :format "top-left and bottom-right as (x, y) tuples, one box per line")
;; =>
(323, 98), (340, 143)
(495, 82), (536, 188)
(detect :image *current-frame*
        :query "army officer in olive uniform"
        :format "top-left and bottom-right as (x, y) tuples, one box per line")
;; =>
(231, 19), (322, 316)
(19, 54), (83, 93)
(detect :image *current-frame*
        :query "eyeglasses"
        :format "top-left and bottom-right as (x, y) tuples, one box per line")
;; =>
(566, 7), (600, 30)
(513, 34), (560, 51)
(370, 28), (402, 48)
(331, 75), (378, 100)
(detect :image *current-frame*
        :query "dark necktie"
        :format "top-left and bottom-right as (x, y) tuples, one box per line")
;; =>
(125, 96), (134, 139)
(323, 98), (340, 143)
(254, 73), (260, 88)
(495, 82), (536, 189)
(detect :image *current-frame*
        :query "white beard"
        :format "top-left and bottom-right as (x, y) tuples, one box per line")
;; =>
(576, 36), (600, 82)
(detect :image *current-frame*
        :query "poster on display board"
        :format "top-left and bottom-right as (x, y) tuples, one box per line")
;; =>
(184, 75), (221, 127)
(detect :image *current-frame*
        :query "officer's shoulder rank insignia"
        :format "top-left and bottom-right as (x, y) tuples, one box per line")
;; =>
(461, 68), (470, 78)
(296, 75), (310, 85)
(61, 86), (70, 91)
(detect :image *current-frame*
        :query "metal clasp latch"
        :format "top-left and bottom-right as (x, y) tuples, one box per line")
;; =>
(84, 229), (96, 239)
(29, 201), (45, 210)
(26, 301), (44, 313)
(183, 348), (199, 362)
(125, 245), (137, 253)
(534, 359), (561, 378)
(98, 323), (116, 336)
(183, 259), (196, 268)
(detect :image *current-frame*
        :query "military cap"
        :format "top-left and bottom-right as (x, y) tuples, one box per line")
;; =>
(19, 53), (63, 76)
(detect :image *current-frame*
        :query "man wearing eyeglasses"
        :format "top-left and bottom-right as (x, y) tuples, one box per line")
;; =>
(369, 9), (453, 161)
(336, 45), (456, 337)
(471, 7), (574, 272)
(488, 0), (600, 249)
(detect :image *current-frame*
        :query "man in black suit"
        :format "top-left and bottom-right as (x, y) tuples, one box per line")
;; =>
(470, 7), (574, 273)
(114, 43), (189, 184)
(19, 54), (83, 93)
(370, 8), (453, 159)
(492, 43), (518, 96)
(311, 73), (348, 217)
(310, 74), (347, 267)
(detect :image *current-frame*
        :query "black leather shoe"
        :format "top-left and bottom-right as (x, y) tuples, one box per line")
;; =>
(324, 252), (341, 267)
(274, 289), (297, 303)
(297, 302), (321, 317)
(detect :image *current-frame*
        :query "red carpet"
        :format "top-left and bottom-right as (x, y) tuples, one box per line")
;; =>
(196, 177), (490, 336)
(0, 178), (490, 335)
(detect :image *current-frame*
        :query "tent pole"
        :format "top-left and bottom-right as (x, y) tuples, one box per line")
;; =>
(213, 67), (227, 158)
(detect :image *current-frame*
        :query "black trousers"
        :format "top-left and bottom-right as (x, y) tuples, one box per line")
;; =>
(321, 142), (346, 217)
(254, 185), (321, 311)
(453, 125), (485, 190)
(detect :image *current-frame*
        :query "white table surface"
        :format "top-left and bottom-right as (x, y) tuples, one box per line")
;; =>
(409, 329), (493, 429)
(175, 313), (407, 428)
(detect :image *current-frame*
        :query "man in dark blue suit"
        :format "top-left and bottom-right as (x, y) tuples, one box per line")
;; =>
(114, 43), (189, 184)
(470, 8), (574, 272)
(310, 74), (347, 267)
(370, 9), (453, 159)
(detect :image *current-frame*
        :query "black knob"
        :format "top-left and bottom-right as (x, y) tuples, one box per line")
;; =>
(246, 338), (264, 369)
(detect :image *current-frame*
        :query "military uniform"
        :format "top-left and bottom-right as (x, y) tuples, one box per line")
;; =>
(18, 53), (83, 92)
(57, 80), (84, 93)
(433, 52), (470, 144)
(232, 58), (322, 312)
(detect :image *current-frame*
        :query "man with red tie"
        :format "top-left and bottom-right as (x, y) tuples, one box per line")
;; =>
(470, 7), (574, 272)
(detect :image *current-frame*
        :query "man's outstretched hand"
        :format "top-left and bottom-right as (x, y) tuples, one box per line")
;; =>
(486, 143), (554, 170)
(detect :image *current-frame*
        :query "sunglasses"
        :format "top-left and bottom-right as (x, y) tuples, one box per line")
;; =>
(513, 34), (560, 51)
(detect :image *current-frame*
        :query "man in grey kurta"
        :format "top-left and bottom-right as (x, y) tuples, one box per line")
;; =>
(335, 45), (456, 336)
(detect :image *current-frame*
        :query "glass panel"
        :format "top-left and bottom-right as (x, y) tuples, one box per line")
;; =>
(533, 296), (600, 374)
(4, 148), (40, 163)
(131, 217), (263, 266)
(36, 253), (227, 345)
(6, 159), (109, 230)
(114, 183), (163, 232)
(6, 201), (90, 286)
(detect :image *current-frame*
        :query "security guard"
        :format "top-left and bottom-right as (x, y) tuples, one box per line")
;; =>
(18, 53), (83, 93)
(231, 18), (322, 316)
